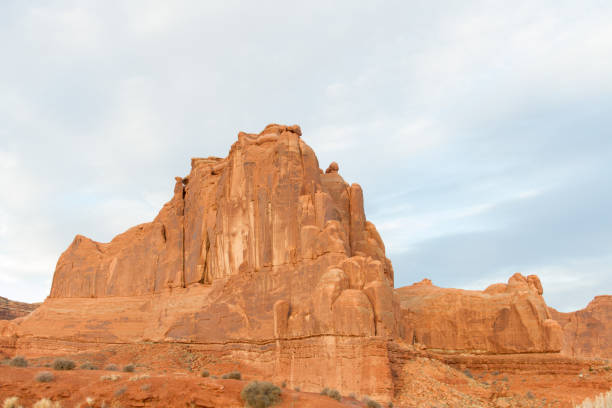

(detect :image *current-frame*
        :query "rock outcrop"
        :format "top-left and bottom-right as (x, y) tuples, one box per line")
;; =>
(396, 274), (563, 354)
(549, 295), (612, 359)
(1, 124), (600, 403)
(0, 297), (39, 320)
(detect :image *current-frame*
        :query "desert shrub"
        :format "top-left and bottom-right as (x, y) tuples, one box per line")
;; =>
(201, 369), (210, 377)
(348, 393), (357, 399)
(114, 387), (127, 397)
(241, 381), (282, 408)
(85, 397), (95, 407)
(100, 374), (121, 381)
(79, 362), (97, 370)
(3, 397), (23, 408)
(221, 371), (241, 380)
(294, 387), (300, 392)
(32, 399), (62, 408)
(9, 356), (27, 367)
(105, 364), (119, 371)
(122, 364), (135, 372)
(388, 403), (394, 408)
(281, 380), (286, 388)
(52, 358), (75, 370)
(35, 371), (55, 382)
(363, 397), (381, 408)
(574, 388), (612, 408)
(325, 389), (341, 401)
(320, 387), (330, 396)
(129, 374), (150, 381)
(463, 369), (473, 378)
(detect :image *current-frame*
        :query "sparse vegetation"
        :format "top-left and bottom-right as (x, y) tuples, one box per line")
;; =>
(463, 369), (473, 378)
(221, 371), (241, 380)
(79, 362), (97, 370)
(52, 358), (75, 370)
(294, 387), (300, 392)
(35, 371), (55, 382)
(100, 374), (121, 381)
(122, 364), (135, 372)
(574, 389), (612, 408)
(201, 369), (210, 377)
(363, 397), (382, 408)
(32, 399), (62, 408)
(114, 387), (127, 397)
(281, 380), (286, 388)
(328, 389), (342, 401)
(105, 364), (119, 371)
(526, 391), (535, 399)
(3, 397), (23, 408)
(241, 381), (282, 408)
(320, 387), (330, 395)
(9, 356), (28, 367)
(129, 374), (150, 381)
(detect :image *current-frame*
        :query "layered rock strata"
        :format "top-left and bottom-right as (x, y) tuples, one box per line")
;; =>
(549, 295), (612, 359)
(396, 274), (563, 354)
(0, 297), (39, 320)
(0, 124), (601, 402)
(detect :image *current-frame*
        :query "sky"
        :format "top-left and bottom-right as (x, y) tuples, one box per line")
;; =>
(0, 1), (611, 312)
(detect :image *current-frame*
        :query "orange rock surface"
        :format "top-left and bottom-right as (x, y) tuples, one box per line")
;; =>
(396, 274), (563, 354)
(549, 295), (612, 359)
(0, 296), (39, 320)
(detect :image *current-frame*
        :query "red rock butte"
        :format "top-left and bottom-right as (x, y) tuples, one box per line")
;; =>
(0, 124), (610, 405)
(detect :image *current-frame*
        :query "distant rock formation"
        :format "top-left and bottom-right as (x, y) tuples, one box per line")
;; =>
(549, 295), (612, 359)
(396, 273), (563, 354)
(0, 296), (39, 320)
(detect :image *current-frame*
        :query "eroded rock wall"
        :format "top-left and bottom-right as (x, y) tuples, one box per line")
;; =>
(0, 297), (39, 321)
(396, 274), (563, 354)
(549, 295), (612, 359)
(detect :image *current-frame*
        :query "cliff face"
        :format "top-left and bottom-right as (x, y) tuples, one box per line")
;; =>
(395, 274), (563, 354)
(0, 297), (39, 320)
(1, 124), (604, 402)
(549, 295), (612, 359)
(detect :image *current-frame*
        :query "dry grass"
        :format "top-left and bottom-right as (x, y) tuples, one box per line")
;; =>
(100, 374), (121, 381)
(2, 397), (23, 408)
(575, 389), (612, 408)
(32, 399), (62, 408)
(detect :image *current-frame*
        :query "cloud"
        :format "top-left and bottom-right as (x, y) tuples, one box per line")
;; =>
(0, 1), (611, 310)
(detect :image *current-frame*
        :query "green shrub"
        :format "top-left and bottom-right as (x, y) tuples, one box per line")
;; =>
(221, 371), (241, 380)
(52, 358), (75, 370)
(201, 369), (210, 377)
(35, 371), (55, 382)
(9, 356), (27, 367)
(241, 381), (282, 408)
(363, 397), (381, 408)
(79, 362), (97, 370)
(105, 364), (119, 371)
(122, 364), (135, 373)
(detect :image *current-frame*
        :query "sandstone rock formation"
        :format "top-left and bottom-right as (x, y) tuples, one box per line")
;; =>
(396, 274), (563, 354)
(0, 296), (39, 320)
(0, 124), (604, 404)
(8, 124), (396, 401)
(549, 295), (612, 359)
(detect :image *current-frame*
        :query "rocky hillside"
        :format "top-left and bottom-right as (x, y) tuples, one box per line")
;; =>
(0, 296), (39, 320)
